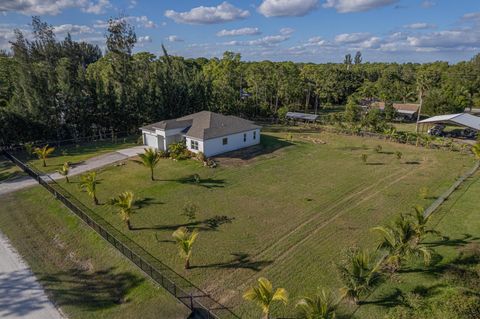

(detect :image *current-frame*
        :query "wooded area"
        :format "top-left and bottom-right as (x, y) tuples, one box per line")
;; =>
(1, 17), (479, 144)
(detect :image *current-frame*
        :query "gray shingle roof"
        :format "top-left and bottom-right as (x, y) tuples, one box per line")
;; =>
(140, 111), (261, 140)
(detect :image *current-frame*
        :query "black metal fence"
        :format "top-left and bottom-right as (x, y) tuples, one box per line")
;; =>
(2, 151), (240, 319)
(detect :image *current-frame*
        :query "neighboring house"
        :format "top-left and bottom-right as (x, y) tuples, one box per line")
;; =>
(367, 102), (420, 121)
(140, 111), (261, 157)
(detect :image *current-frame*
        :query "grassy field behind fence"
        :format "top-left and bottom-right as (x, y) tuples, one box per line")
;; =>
(34, 127), (474, 318)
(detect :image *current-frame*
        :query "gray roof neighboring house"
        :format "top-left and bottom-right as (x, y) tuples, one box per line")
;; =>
(140, 111), (261, 140)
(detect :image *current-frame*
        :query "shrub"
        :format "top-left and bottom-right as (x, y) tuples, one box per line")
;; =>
(395, 151), (403, 160)
(158, 150), (169, 158)
(192, 173), (201, 184)
(182, 202), (199, 222)
(418, 186), (429, 199)
(168, 141), (190, 160)
(361, 153), (368, 164)
(374, 145), (382, 153)
(196, 151), (206, 162)
(24, 142), (34, 157)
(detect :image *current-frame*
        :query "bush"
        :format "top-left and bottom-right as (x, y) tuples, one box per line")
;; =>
(361, 153), (368, 164)
(196, 151), (206, 162)
(418, 186), (429, 199)
(395, 151), (403, 160)
(168, 141), (191, 160)
(182, 202), (199, 222)
(374, 145), (383, 153)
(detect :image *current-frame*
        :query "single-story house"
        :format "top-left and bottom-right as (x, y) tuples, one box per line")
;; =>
(140, 111), (261, 157)
(368, 102), (420, 120)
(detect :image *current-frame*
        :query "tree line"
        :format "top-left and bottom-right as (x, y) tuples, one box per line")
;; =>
(1, 17), (480, 145)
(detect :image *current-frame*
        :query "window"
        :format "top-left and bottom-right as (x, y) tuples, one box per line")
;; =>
(190, 140), (199, 150)
(243, 133), (246, 142)
(222, 137), (228, 145)
(253, 131), (257, 140)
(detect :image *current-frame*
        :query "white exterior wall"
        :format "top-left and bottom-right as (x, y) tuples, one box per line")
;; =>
(185, 137), (204, 154)
(201, 128), (260, 157)
(142, 130), (164, 150)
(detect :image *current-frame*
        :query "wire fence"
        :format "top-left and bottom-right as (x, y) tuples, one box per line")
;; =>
(2, 151), (240, 319)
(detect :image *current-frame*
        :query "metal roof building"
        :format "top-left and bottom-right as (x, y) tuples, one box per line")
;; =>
(285, 112), (319, 122)
(418, 113), (480, 131)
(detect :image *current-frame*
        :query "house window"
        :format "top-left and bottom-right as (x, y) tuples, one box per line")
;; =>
(190, 140), (199, 150)
(253, 131), (257, 140)
(222, 137), (228, 145)
(243, 133), (246, 142)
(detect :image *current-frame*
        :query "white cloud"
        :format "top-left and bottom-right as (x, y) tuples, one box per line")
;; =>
(165, 2), (249, 24)
(280, 27), (295, 35)
(217, 27), (261, 37)
(0, 0), (111, 15)
(462, 12), (480, 23)
(421, 0), (436, 8)
(137, 35), (152, 45)
(335, 32), (371, 43)
(166, 35), (183, 42)
(54, 24), (95, 35)
(81, 0), (111, 14)
(94, 16), (157, 29)
(403, 22), (436, 30)
(128, 0), (137, 9)
(258, 0), (318, 17)
(406, 29), (480, 49)
(323, 0), (398, 13)
(224, 34), (291, 47)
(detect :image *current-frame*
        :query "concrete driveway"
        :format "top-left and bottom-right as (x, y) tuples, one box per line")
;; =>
(0, 146), (145, 196)
(0, 232), (64, 319)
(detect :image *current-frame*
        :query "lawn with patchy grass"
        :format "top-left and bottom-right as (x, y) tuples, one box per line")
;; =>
(0, 155), (26, 181)
(356, 170), (480, 319)
(0, 186), (190, 319)
(46, 127), (475, 318)
(17, 136), (138, 173)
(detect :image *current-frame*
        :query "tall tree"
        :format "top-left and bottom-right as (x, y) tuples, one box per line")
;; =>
(354, 51), (362, 65)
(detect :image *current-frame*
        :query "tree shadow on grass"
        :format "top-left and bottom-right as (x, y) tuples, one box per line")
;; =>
(134, 197), (163, 209)
(176, 176), (226, 189)
(190, 252), (273, 271)
(133, 215), (235, 232)
(359, 288), (404, 307)
(40, 267), (144, 311)
(404, 161), (421, 165)
(366, 162), (385, 165)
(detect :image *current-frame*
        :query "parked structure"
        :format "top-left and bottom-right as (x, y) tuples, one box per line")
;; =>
(367, 102), (420, 121)
(419, 113), (480, 132)
(140, 111), (261, 157)
(285, 112), (319, 123)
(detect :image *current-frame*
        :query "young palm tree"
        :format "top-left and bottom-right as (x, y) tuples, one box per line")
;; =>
(33, 145), (55, 167)
(472, 143), (480, 160)
(243, 277), (288, 319)
(172, 227), (199, 269)
(109, 191), (135, 230)
(137, 147), (161, 181)
(337, 248), (382, 304)
(409, 206), (441, 243)
(372, 214), (432, 273)
(79, 171), (100, 205)
(57, 162), (70, 183)
(296, 289), (337, 319)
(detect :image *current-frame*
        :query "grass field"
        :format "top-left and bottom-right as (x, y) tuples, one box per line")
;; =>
(0, 186), (190, 319)
(19, 137), (138, 173)
(0, 155), (25, 181)
(356, 170), (480, 318)
(41, 127), (475, 318)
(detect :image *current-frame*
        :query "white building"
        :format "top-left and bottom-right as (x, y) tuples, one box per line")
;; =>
(140, 111), (261, 157)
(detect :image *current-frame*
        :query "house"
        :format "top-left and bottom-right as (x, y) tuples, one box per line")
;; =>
(140, 111), (261, 157)
(369, 102), (420, 121)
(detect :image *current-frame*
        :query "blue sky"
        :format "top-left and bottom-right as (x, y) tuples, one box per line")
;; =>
(1, 0), (479, 63)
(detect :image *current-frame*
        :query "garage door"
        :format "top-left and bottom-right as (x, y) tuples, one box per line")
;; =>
(144, 133), (159, 149)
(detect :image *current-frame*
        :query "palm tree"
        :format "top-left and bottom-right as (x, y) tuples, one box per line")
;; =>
(57, 162), (70, 183)
(109, 191), (135, 230)
(472, 143), (480, 160)
(33, 145), (55, 167)
(337, 248), (382, 304)
(172, 227), (199, 269)
(372, 214), (432, 273)
(296, 289), (337, 319)
(137, 148), (161, 181)
(409, 206), (441, 243)
(243, 277), (288, 319)
(79, 171), (100, 205)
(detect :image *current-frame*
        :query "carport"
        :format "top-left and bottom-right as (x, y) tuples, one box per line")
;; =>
(418, 113), (480, 131)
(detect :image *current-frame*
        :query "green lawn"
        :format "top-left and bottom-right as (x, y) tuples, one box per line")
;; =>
(19, 136), (138, 173)
(356, 170), (480, 318)
(46, 127), (475, 318)
(0, 186), (190, 319)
